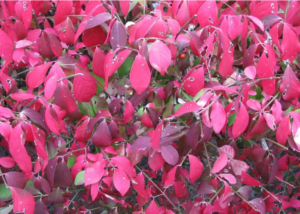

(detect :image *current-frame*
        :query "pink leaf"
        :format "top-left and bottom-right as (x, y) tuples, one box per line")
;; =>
(271, 100), (282, 124)
(161, 145), (179, 165)
(149, 40), (171, 76)
(246, 99), (261, 111)
(85, 161), (106, 186)
(26, 62), (52, 89)
(183, 67), (205, 96)
(241, 171), (263, 187)
(20, 1), (33, 29)
(110, 21), (127, 49)
(0, 157), (15, 168)
(130, 54), (151, 94)
(210, 101), (226, 134)
(10, 187), (35, 214)
(164, 166), (178, 187)
(54, 0), (73, 24)
(58, 17), (75, 45)
(244, 66), (256, 80)
(211, 153), (228, 173)
(174, 101), (201, 117)
(9, 124), (32, 177)
(280, 65), (300, 101)
(146, 200), (165, 214)
(276, 116), (290, 146)
(197, 1), (218, 27)
(0, 29), (14, 61)
(231, 160), (249, 176)
(104, 49), (131, 88)
(120, 0), (130, 17)
(263, 113), (276, 131)
(150, 120), (163, 151)
(113, 168), (130, 196)
(219, 173), (237, 184)
(73, 68), (97, 102)
(217, 145), (235, 159)
(188, 155), (204, 183)
(124, 100), (134, 124)
(281, 23), (300, 63)
(92, 47), (106, 78)
(232, 103), (249, 138)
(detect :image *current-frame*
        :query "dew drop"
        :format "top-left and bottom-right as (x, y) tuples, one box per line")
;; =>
(189, 77), (195, 81)
(61, 28), (66, 33)
(223, 169), (228, 173)
(208, 17), (213, 24)
(123, 177), (125, 179)
(271, 3), (275, 8)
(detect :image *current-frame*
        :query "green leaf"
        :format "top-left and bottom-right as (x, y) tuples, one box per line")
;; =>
(193, 88), (208, 101)
(174, 104), (183, 112)
(67, 155), (76, 168)
(0, 184), (11, 201)
(248, 86), (264, 102)
(0, 205), (13, 214)
(118, 58), (134, 77)
(74, 171), (85, 186)
(80, 102), (96, 117)
(91, 73), (104, 95)
(228, 113), (237, 126)
(182, 91), (193, 101)
(163, 96), (174, 118)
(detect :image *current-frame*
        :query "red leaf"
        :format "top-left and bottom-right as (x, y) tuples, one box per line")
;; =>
(174, 101), (201, 117)
(92, 120), (112, 147)
(244, 66), (256, 80)
(26, 62), (52, 89)
(232, 103), (249, 138)
(84, 160), (106, 186)
(54, 161), (73, 188)
(197, 1), (218, 27)
(0, 29), (14, 61)
(124, 100), (134, 124)
(113, 168), (130, 196)
(211, 153), (228, 173)
(53, 82), (77, 113)
(54, 0), (73, 24)
(92, 47), (105, 78)
(210, 101), (226, 134)
(19, 1), (33, 29)
(164, 166), (178, 187)
(9, 124), (32, 177)
(271, 100), (282, 124)
(241, 171), (263, 187)
(280, 65), (300, 101)
(161, 145), (179, 165)
(131, 173), (148, 198)
(146, 200), (165, 214)
(82, 26), (106, 48)
(120, 0), (130, 17)
(73, 68), (97, 102)
(276, 116), (290, 146)
(281, 23), (300, 63)
(57, 17), (75, 45)
(149, 40), (171, 76)
(150, 120), (163, 151)
(45, 104), (66, 135)
(0, 157), (15, 168)
(183, 67), (205, 96)
(130, 54), (151, 94)
(188, 155), (204, 183)
(10, 187), (35, 214)
(104, 49), (131, 88)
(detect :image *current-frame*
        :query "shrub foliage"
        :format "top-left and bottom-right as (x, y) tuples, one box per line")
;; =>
(0, 0), (300, 213)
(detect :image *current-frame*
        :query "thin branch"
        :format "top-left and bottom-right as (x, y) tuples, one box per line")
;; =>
(135, 166), (181, 213)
